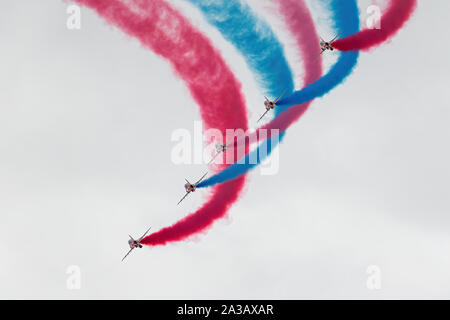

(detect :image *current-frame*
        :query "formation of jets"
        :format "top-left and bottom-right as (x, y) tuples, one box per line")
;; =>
(257, 32), (342, 122)
(123, 32), (343, 260)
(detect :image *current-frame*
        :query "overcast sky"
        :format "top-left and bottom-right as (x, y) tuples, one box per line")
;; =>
(1, 0), (449, 299)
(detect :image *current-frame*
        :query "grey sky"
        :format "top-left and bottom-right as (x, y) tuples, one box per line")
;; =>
(1, 0), (449, 299)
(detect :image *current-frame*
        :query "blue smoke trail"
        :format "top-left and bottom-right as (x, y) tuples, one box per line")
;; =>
(197, 0), (360, 188)
(187, 0), (294, 97)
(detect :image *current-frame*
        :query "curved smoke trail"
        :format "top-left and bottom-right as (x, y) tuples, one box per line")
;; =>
(72, 0), (249, 246)
(333, 0), (417, 51)
(187, 0), (295, 98)
(198, 0), (360, 189)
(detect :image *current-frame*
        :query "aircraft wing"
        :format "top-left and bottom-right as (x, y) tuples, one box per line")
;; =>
(122, 247), (134, 261)
(208, 150), (221, 165)
(138, 226), (152, 241)
(314, 50), (325, 62)
(257, 109), (271, 123)
(225, 135), (236, 147)
(177, 192), (190, 205)
(195, 172), (208, 185)
(330, 31), (342, 43)
(274, 89), (287, 103)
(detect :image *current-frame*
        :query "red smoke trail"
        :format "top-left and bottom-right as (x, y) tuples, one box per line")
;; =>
(276, 0), (322, 89)
(73, 0), (249, 245)
(333, 0), (417, 51)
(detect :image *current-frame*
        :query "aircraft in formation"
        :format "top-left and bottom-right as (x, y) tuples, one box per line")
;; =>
(122, 226), (152, 261)
(207, 138), (236, 165)
(123, 30), (345, 260)
(123, 64), (310, 259)
(257, 89), (287, 122)
(258, 33), (342, 124)
(123, 57), (320, 259)
(177, 172), (209, 205)
(179, 88), (288, 207)
(122, 38), (326, 261)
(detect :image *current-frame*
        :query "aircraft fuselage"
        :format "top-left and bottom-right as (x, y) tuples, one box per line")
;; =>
(321, 42), (334, 51)
(128, 239), (143, 249)
(216, 144), (227, 153)
(264, 101), (275, 110)
(185, 183), (196, 193)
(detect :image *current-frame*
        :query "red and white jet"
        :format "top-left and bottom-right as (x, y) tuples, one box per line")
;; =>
(177, 172), (208, 205)
(122, 226), (151, 261)
(257, 89), (287, 123)
(207, 137), (235, 165)
(316, 32), (342, 59)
